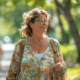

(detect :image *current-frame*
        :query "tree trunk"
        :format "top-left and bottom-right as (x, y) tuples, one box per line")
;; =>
(56, 7), (68, 44)
(64, 10), (80, 63)
(55, 0), (80, 63)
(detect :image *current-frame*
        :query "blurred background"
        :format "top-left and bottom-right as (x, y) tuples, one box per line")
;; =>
(0, 0), (80, 80)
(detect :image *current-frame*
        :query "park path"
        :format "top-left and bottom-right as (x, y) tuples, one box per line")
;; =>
(0, 44), (14, 80)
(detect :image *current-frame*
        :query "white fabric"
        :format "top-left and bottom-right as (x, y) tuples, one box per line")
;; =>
(35, 53), (44, 60)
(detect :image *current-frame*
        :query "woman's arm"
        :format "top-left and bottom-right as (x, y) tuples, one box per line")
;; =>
(53, 39), (67, 80)
(6, 40), (22, 80)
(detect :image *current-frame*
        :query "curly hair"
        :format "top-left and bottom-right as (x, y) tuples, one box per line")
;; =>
(20, 8), (49, 37)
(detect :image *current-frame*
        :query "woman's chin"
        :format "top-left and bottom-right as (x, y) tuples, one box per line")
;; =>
(37, 29), (47, 34)
(43, 29), (47, 32)
(41, 30), (47, 33)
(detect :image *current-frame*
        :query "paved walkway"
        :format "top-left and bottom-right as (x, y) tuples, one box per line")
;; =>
(0, 60), (10, 80)
(0, 43), (14, 80)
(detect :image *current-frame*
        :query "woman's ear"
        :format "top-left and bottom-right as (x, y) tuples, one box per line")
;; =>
(29, 22), (33, 28)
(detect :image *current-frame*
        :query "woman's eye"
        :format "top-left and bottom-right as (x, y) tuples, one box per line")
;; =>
(46, 20), (49, 22)
(40, 19), (44, 22)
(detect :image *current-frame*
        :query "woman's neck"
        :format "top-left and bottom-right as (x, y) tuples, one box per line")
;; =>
(31, 33), (44, 43)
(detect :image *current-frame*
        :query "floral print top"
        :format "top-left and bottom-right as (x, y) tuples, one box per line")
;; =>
(6, 37), (67, 80)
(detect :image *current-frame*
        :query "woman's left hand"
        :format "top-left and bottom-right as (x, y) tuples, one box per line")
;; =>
(53, 62), (63, 72)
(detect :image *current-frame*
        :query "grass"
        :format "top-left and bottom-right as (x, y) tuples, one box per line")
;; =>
(67, 67), (80, 80)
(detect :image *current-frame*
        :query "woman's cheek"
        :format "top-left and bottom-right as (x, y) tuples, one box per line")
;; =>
(41, 23), (43, 25)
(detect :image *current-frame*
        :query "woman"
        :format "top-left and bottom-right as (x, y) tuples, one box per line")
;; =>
(6, 8), (67, 80)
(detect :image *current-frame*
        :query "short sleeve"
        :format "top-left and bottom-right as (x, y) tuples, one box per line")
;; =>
(6, 39), (22, 79)
(53, 39), (67, 80)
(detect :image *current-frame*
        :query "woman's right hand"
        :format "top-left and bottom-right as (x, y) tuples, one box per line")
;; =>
(53, 62), (63, 72)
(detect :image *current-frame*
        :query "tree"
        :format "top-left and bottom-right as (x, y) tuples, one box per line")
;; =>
(55, 0), (80, 63)
(0, 0), (80, 63)
(56, 7), (68, 43)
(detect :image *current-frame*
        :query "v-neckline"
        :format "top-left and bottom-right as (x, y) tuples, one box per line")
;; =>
(26, 36), (50, 61)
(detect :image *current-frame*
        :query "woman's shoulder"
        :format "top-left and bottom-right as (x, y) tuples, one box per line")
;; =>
(16, 37), (28, 44)
(45, 35), (58, 43)
(49, 37), (59, 45)
(16, 39), (22, 45)
(16, 37), (28, 46)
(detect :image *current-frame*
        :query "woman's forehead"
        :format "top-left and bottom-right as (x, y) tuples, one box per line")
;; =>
(36, 14), (47, 19)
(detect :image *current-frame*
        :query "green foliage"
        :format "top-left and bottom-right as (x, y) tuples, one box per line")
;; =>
(67, 67), (80, 80)
(61, 44), (78, 63)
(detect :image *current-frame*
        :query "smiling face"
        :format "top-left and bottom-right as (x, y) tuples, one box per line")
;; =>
(30, 14), (49, 34)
